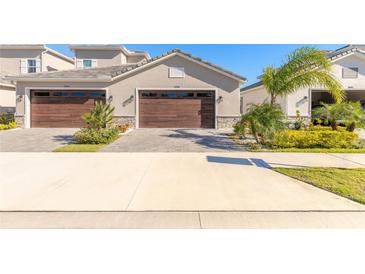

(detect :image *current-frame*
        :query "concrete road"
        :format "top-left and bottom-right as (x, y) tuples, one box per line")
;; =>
(1, 152), (364, 211)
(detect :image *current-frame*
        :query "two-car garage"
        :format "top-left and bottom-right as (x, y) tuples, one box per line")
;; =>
(29, 89), (216, 129)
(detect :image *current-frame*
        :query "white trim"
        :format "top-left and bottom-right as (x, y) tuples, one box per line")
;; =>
(113, 52), (245, 83)
(135, 87), (218, 129)
(23, 86), (108, 128)
(9, 77), (110, 82)
(0, 82), (15, 88)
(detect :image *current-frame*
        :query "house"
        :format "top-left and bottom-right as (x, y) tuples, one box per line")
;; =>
(70, 44), (150, 69)
(240, 44), (365, 121)
(0, 44), (75, 113)
(8, 48), (246, 129)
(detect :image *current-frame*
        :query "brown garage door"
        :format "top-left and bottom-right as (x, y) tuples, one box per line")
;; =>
(31, 90), (106, 128)
(139, 91), (215, 128)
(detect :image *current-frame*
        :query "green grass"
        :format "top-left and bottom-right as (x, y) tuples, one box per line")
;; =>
(251, 148), (365, 153)
(274, 167), (365, 204)
(53, 144), (105, 152)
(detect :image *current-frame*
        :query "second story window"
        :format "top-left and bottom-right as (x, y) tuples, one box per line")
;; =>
(27, 59), (37, 73)
(83, 59), (93, 69)
(20, 58), (41, 74)
(76, 59), (97, 69)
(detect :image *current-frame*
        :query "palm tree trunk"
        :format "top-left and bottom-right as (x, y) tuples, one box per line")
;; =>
(270, 94), (276, 105)
(331, 120), (337, 131)
(347, 122), (356, 132)
(250, 122), (260, 144)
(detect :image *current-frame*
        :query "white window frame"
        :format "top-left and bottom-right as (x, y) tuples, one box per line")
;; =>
(168, 67), (185, 78)
(83, 59), (93, 69)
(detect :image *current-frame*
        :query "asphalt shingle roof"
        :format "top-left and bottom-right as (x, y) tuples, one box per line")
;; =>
(8, 49), (246, 82)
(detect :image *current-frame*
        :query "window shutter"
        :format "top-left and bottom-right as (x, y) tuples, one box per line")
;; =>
(92, 59), (97, 68)
(169, 67), (185, 78)
(20, 59), (27, 74)
(36, 59), (41, 72)
(76, 59), (83, 68)
(342, 67), (358, 78)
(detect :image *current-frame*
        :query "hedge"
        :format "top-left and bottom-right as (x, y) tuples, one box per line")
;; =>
(272, 130), (358, 148)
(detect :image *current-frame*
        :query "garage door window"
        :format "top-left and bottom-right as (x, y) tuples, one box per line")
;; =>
(141, 92), (158, 98)
(71, 92), (87, 97)
(160, 92), (177, 98)
(33, 92), (50, 96)
(89, 92), (106, 98)
(53, 92), (69, 97)
(197, 92), (213, 97)
(178, 92), (194, 98)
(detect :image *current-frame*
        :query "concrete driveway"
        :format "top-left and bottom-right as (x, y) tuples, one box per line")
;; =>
(102, 128), (245, 152)
(1, 152), (364, 211)
(0, 128), (77, 152)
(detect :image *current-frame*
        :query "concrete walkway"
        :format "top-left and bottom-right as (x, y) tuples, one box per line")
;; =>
(102, 128), (245, 152)
(1, 211), (365, 228)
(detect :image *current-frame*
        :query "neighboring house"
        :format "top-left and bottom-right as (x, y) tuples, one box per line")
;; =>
(0, 44), (75, 113)
(8, 49), (245, 129)
(70, 44), (150, 69)
(240, 44), (365, 121)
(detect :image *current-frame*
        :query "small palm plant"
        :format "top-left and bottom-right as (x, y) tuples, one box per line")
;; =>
(262, 47), (344, 105)
(341, 102), (365, 132)
(240, 103), (285, 144)
(82, 101), (115, 130)
(311, 103), (346, 131)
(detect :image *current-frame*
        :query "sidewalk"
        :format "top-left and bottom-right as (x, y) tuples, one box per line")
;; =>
(1, 211), (365, 228)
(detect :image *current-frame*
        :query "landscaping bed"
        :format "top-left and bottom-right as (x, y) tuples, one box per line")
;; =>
(274, 167), (365, 205)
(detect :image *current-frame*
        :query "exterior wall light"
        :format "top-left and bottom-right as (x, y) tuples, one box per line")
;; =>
(108, 95), (113, 103)
(217, 96), (223, 103)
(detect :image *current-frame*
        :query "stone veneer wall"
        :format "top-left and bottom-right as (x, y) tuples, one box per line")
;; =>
(217, 116), (240, 129)
(112, 116), (136, 128)
(15, 115), (24, 127)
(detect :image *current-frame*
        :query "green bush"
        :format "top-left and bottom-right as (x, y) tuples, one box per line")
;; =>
(307, 125), (346, 132)
(82, 101), (115, 130)
(272, 130), (358, 148)
(73, 128), (119, 144)
(0, 112), (14, 124)
(0, 121), (17, 130)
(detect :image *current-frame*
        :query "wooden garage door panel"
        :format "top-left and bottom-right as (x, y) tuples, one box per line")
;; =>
(139, 97), (215, 128)
(31, 94), (105, 128)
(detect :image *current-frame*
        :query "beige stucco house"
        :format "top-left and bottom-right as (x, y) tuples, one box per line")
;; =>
(9, 49), (245, 129)
(70, 44), (150, 69)
(0, 44), (74, 113)
(240, 45), (365, 120)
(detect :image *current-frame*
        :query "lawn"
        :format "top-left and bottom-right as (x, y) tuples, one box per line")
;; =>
(274, 167), (365, 204)
(53, 144), (105, 152)
(252, 148), (365, 153)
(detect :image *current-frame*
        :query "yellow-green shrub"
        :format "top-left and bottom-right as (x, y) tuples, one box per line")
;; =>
(272, 130), (358, 148)
(0, 122), (17, 130)
(307, 125), (346, 132)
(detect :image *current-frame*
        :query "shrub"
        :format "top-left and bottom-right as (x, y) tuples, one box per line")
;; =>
(73, 128), (119, 144)
(272, 129), (358, 148)
(307, 125), (346, 132)
(0, 112), (14, 124)
(0, 121), (17, 130)
(248, 142), (262, 151)
(238, 103), (285, 144)
(82, 101), (115, 130)
(115, 122), (132, 133)
(293, 110), (305, 130)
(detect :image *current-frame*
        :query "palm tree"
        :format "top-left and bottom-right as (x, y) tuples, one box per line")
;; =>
(261, 47), (345, 105)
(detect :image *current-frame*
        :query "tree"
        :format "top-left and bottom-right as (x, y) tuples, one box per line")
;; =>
(82, 101), (115, 130)
(261, 47), (344, 105)
(239, 103), (285, 144)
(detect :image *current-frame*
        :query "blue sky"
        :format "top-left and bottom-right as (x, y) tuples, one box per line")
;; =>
(47, 44), (344, 86)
